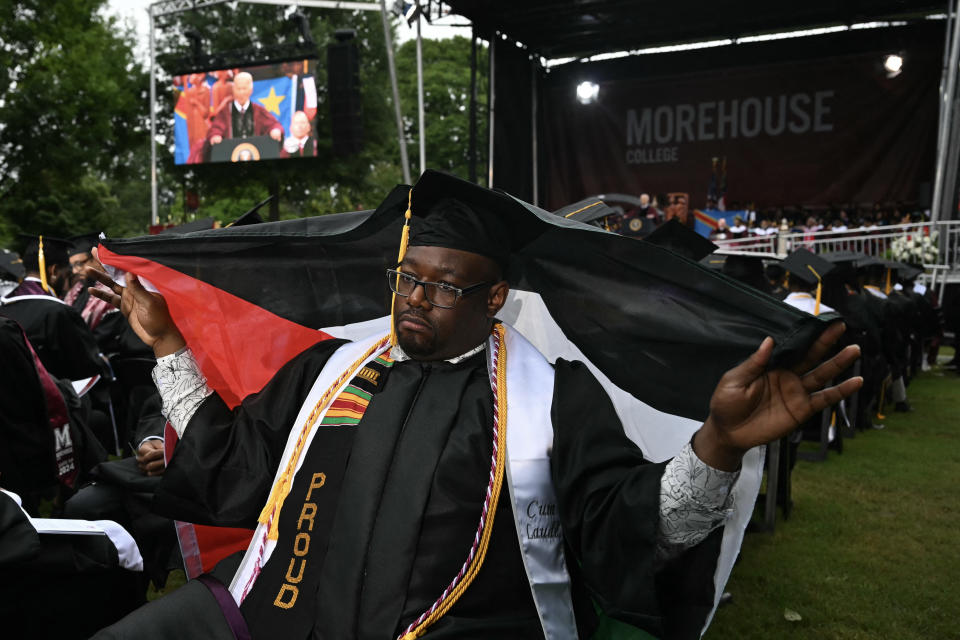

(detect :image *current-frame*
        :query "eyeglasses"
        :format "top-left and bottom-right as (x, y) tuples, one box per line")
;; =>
(70, 257), (91, 272)
(386, 268), (494, 309)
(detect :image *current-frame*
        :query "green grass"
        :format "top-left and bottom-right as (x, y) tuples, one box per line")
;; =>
(709, 360), (960, 639)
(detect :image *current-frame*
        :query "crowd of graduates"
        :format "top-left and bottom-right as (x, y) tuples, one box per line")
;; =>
(0, 201), (955, 638)
(0, 235), (178, 637)
(704, 245), (954, 524)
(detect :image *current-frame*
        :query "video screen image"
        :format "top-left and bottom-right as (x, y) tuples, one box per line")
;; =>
(173, 59), (319, 165)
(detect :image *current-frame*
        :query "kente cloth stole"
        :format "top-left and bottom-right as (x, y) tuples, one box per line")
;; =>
(239, 352), (394, 640)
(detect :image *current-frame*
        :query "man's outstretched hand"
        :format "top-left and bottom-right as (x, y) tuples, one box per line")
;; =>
(85, 249), (186, 358)
(693, 322), (862, 471)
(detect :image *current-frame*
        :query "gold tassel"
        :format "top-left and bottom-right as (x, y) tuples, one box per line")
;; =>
(389, 188), (414, 347)
(884, 268), (892, 295)
(38, 235), (51, 295)
(806, 265), (822, 315)
(783, 272), (789, 290)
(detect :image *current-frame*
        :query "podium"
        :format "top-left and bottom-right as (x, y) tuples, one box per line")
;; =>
(210, 135), (281, 163)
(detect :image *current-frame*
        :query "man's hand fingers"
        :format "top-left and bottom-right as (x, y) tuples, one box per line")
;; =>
(791, 322), (845, 375)
(807, 376), (863, 415)
(724, 336), (774, 387)
(89, 285), (122, 308)
(143, 459), (165, 475)
(801, 344), (861, 393)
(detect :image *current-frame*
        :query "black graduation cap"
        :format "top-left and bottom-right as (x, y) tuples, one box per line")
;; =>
(897, 263), (925, 280)
(225, 195), (272, 227)
(16, 234), (74, 266)
(552, 197), (618, 226)
(407, 170), (547, 270)
(781, 248), (835, 285)
(68, 232), (103, 257)
(0, 248), (24, 281)
(644, 218), (717, 261)
(721, 254), (772, 294)
(700, 254), (726, 270)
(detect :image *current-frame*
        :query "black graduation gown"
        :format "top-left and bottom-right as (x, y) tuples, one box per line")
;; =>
(0, 316), (57, 495)
(152, 339), (721, 640)
(0, 296), (105, 380)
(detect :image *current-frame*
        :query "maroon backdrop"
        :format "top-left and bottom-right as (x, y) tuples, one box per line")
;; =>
(542, 48), (939, 210)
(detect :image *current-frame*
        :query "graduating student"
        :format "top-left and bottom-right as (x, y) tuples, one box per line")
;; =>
(0, 237), (105, 381)
(781, 249), (837, 317)
(89, 172), (860, 640)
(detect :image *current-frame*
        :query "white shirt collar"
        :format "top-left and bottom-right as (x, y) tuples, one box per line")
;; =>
(24, 276), (43, 283)
(234, 100), (249, 113)
(389, 340), (486, 364)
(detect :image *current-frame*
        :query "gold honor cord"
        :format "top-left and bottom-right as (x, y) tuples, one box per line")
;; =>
(806, 264), (822, 316)
(563, 200), (602, 219)
(257, 335), (392, 541)
(400, 323), (509, 639)
(38, 236), (51, 295)
(885, 268), (892, 295)
(390, 188), (414, 347)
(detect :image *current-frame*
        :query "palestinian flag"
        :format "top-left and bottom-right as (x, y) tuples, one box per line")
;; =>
(98, 173), (832, 634)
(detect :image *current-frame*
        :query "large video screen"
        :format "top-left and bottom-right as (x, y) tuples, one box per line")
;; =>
(173, 59), (319, 165)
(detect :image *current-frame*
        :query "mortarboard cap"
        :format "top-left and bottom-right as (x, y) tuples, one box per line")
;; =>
(226, 195), (272, 227)
(68, 232), (103, 257)
(721, 253), (772, 294)
(406, 170), (547, 271)
(1, 248), (24, 281)
(552, 197), (618, 226)
(700, 254), (726, 270)
(781, 248), (835, 285)
(17, 234), (73, 265)
(897, 263), (924, 280)
(644, 218), (717, 261)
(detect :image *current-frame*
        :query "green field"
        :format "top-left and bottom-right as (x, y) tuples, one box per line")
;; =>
(709, 353), (960, 639)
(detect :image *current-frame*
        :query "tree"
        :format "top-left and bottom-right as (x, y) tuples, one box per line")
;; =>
(396, 35), (488, 184)
(0, 0), (149, 245)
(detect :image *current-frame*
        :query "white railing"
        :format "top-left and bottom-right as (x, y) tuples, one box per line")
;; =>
(714, 220), (960, 269)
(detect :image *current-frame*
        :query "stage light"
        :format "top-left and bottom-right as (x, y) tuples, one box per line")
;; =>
(884, 53), (903, 77)
(576, 81), (599, 104)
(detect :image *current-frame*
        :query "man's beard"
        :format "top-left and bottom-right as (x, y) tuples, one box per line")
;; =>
(396, 310), (438, 357)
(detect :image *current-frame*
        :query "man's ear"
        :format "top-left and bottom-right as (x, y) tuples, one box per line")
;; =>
(487, 280), (510, 318)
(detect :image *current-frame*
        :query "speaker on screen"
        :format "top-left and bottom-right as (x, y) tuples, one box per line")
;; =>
(328, 29), (363, 156)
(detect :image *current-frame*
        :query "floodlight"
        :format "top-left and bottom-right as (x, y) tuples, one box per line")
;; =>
(884, 53), (903, 77)
(576, 81), (599, 104)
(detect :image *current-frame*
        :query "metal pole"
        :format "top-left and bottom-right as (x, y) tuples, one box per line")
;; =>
(416, 13), (426, 175)
(531, 58), (538, 206)
(487, 34), (496, 188)
(468, 26), (478, 183)
(931, 0), (960, 222)
(379, 0), (411, 184)
(149, 7), (158, 227)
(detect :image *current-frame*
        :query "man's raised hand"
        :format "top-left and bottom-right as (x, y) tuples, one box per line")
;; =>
(693, 322), (862, 471)
(85, 249), (186, 357)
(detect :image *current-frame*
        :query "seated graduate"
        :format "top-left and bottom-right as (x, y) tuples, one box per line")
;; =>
(87, 173), (861, 640)
(0, 487), (145, 639)
(0, 236), (106, 381)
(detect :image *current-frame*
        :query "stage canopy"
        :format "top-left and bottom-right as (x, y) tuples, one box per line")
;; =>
(444, 0), (951, 212)
(446, 0), (947, 59)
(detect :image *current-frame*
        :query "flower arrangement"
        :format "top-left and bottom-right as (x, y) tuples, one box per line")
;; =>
(890, 231), (939, 264)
